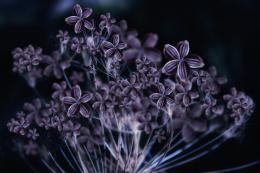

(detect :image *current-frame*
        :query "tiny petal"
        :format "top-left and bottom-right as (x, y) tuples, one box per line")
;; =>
(143, 33), (158, 48)
(117, 43), (127, 50)
(177, 61), (188, 81)
(79, 105), (90, 118)
(163, 44), (180, 59)
(177, 40), (189, 58)
(185, 55), (204, 68)
(149, 93), (162, 100)
(62, 97), (76, 105)
(158, 83), (165, 94)
(113, 34), (120, 46)
(162, 59), (179, 74)
(102, 41), (114, 49)
(82, 8), (93, 18)
(73, 85), (82, 100)
(74, 4), (82, 17)
(80, 92), (93, 103)
(105, 48), (116, 58)
(65, 16), (79, 25)
(75, 20), (83, 33)
(157, 97), (166, 108)
(84, 20), (93, 30)
(68, 103), (79, 116)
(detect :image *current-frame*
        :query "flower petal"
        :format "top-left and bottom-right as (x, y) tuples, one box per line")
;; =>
(122, 49), (139, 61)
(143, 33), (158, 48)
(73, 85), (82, 100)
(79, 105), (90, 118)
(62, 96), (76, 105)
(166, 97), (175, 105)
(65, 16), (79, 25)
(185, 54), (204, 69)
(113, 34), (120, 46)
(101, 41), (114, 50)
(117, 43), (127, 50)
(74, 20), (83, 33)
(182, 125), (196, 142)
(158, 83), (165, 94)
(177, 40), (189, 58)
(163, 44), (180, 59)
(68, 103), (79, 116)
(80, 92), (93, 103)
(105, 48), (116, 58)
(84, 20), (93, 30)
(74, 4), (82, 17)
(177, 61), (188, 81)
(162, 59), (179, 74)
(82, 8), (93, 18)
(157, 97), (166, 108)
(189, 119), (207, 132)
(149, 93), (162, 100)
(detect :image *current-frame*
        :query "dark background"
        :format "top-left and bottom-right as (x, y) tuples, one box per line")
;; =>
(0, 0), (259, 172)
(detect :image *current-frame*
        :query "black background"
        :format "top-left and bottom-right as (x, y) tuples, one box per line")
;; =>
(0, 0), (259, 172)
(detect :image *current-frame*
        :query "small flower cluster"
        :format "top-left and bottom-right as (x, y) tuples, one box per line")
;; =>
(7, 4), (255, 173)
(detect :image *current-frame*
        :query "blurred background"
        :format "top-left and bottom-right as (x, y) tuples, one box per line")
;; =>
(0, 0), (259, 172)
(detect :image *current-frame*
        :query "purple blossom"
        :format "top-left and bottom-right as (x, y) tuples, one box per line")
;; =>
(99, 13), (116, 32)
(12, 45), (43, 74)
(62, 85), (93, 118)
(162, 41), (204, 81)
(65, 4), (93, 33)
(123, 33), (162, 62)
(24, 141), (38, 155)
(174, 81), (199, 107)
(101, 34), (127, 58)
(52, 81), (69, 100)
(224, 88), (255, 125)
(150, 83), (174, 109)
(69, 71), (84, 85)
(56, 30), (70, 45)
(43, 51), (70, 79)
(71, 37), (87, 53)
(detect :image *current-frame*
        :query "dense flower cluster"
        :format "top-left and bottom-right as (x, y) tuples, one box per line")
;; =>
(8, 4), (255, 173)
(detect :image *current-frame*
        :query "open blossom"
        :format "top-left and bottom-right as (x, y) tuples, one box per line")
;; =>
(43, 51), (70, 79)
(101, 34), (127, 58)
(62, 85), (93, 118)
(162, 40), (204, 81)
(149, 83), (174, 109)
(122, 33), (162, 62)
(65, 4), (93, 33)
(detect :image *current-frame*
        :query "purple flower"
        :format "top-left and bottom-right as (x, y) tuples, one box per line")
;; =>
(121, 73), (142, 96)
(62, 120), (81, 138)
(69, 71), (84, 85)
(149, 83), (174, 109)
(12, 45), (43, 74)
(71, 37), (87, 54)
(162, 41), (204, 81)
(43, 51), (70, 79)
(62, 85), (93, 118)
(172, 105), (208, 142)
(92, 87), (112, 113)
(99, 13), (116, 32)
(26, 128), (39, 140)
(123, 33), (162, 62)
(174, 81), (199, 107)
(52, 81), (69, 100)
(65, 4), (93, 33)
(24, 141), (38, 155)
(224, 88), (255, 125)
(101, 34), (127, 58)
(56, 30), (70, 44)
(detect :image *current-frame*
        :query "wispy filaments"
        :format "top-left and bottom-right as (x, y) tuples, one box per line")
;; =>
(7, 4), (256, 173)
